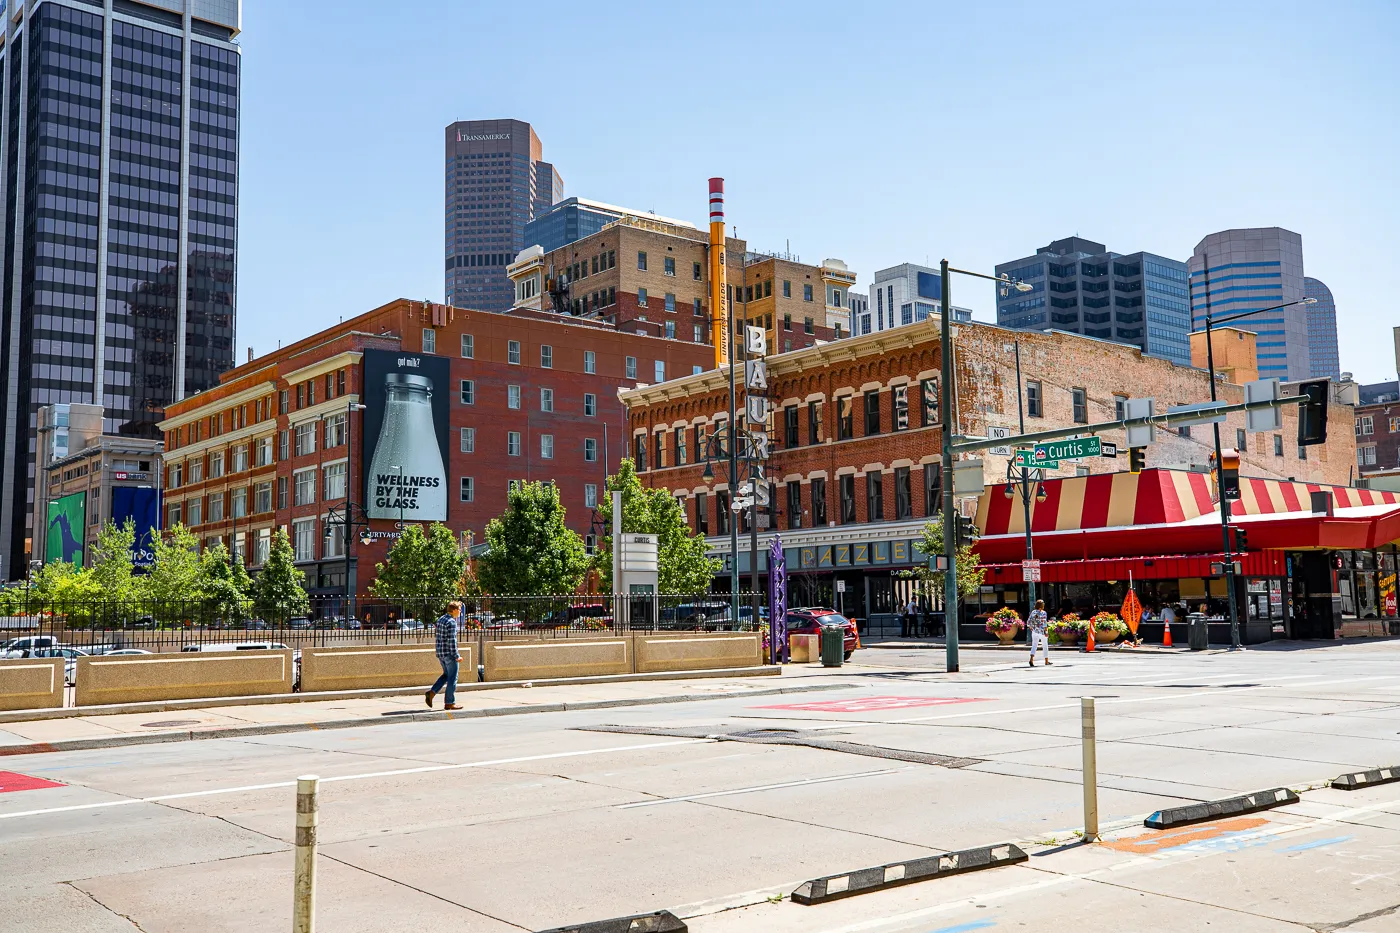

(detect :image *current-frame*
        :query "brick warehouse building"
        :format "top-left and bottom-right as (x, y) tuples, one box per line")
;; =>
(158, 299), (710, 607)
(620, 318), (1360, 632)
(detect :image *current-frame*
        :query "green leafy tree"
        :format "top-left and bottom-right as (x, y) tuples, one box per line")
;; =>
(369, 523), (465, 617)
(250, 528), (309, 625)
(144, 523), (203, 624)
(476, 481), (588, 598)
(903, 515), (986, 600)
(593, 459), (719, 593)
(29, 560), (99, 624)
(200, 541), (251, 625)
(88, 520), (140, 604)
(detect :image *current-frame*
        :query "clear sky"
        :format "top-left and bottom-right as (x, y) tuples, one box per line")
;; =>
(238, 0), (1399, 382)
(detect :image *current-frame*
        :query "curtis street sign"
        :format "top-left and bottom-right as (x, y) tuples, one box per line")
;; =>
(1034, 436), (1102, 462)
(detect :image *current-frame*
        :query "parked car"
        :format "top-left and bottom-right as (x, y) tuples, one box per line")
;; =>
(102, 648), (153, 656)
(1, 635), (58, 653)
(286, 617), (313, 630)
(7, 645), (87, 685)
(784, 608), (858, 660)
(181, 642), (290, 652)
(392, 618), (424, 632)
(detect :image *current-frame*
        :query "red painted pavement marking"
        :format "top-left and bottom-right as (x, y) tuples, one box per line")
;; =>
(756, 696), (990, 713)
(0, 770), (64, 793)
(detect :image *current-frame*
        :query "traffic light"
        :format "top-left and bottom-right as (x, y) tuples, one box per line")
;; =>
(1129, 447), (1146, 474)
(956, 514), (977, 546)
(1233, 526), (1249, 553)
(1298, 380), (1329, 446)
(1213, 447), (1241, 501)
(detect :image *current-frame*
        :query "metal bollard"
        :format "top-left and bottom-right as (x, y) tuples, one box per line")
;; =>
(1081, 698), (1098, 842)
(293, 775), (320, 933)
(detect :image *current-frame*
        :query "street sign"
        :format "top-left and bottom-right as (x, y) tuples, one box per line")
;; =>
(836, 580), (846, 593)
(988, 426), (1012, 457)
(952, 458), (985, 495)
(1034, 436), (1101, 462)
(1022, 559), (1041, 582)
(1014, 449), (1058, 469)
(1100, 443), (1118, 458)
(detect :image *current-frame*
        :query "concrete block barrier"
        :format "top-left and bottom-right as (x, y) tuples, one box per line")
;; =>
(300, 644), (476, 693)
(790, 843), (1028, 905)
(1331, 767), (1400, 791)
(75, 650), (295, 706)
(1145, 787), (1299, 829)
(633, 633), (762, 673)
(0, 657), (64, 711)
(483, 637), (630, 682)
(534, 909), (685, 932)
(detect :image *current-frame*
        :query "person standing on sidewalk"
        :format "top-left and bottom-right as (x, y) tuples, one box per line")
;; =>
(1028, 599), (1051, 667)
(426, 600), (464, 710)
(902, 597), (918, 638)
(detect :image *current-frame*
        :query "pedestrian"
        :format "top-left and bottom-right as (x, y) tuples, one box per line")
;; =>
(903, 596), (918, 638)
(1028, 598), (1051, 667)
(426, 600), (464, 710)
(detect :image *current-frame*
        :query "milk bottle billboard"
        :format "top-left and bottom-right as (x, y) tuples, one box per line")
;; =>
(361, 349), (451, 522)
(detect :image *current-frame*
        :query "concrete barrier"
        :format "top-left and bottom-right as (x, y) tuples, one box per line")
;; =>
(791, 843), (1028, 905)
(1145, 787), (1299, 829)
(634, 633), (763, 673)
(75, 650), (295, 706)
(300, 644), (476, 693)
(0, 657), (64, 711)
(482, 637), (630, 682)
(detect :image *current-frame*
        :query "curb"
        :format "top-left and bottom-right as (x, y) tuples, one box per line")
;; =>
(0, 682), (846, 757)
(1145, 787), (1299, 829)
(535, 909), (685, 932)
(790, 843), (1028, 905)
(1331, 766), (1400, 791)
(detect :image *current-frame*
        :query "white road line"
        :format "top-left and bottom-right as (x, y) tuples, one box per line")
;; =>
(615, 768), (906, 809)
(0, 738), (711, 822)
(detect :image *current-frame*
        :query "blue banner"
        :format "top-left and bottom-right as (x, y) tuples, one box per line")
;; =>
(111, 486), (159, 568)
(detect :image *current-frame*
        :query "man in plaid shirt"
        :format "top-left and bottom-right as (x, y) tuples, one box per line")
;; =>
(426, 601), (464, 710)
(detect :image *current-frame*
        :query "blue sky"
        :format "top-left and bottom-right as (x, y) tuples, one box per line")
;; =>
(238, 1), (1399, 382)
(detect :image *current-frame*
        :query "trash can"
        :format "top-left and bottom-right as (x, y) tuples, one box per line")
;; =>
(1187, 612), (1209, 651)
(820, 625), (845, 668)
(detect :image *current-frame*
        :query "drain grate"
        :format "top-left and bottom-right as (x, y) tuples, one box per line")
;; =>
(581, 724), (982, 769)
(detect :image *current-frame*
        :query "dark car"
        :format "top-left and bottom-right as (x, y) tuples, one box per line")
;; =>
(784, 608), (858, 660)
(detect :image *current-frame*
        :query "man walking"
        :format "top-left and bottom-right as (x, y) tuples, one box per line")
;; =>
(1028, 599), (1051, 667)
(426, 600), (464, 710)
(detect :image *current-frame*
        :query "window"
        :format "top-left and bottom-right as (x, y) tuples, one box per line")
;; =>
(692, 261), (702, 280)
(208, 492), (224, 522)
(654, 360), (665, 382)
(695, 491), (709, 535)
(210, 451), (224, 478)
(1358, 415), (1374, 436)
(716, 491), (730, 535)
(584, 483), (598, 509)
(168, 501), (182, 527)
(783, 280), (791, 298)
(231, 444), (249, 473)
(812, 477), (828, 526)
(326, 373), (335, 400)
(664, 256), (675, 276)
(809, 401), (823, 445)
(1274, 434), (1284, 456)
(837, 395), (854, 440)
(461, 334), (474, 358)
(1076, 466), (1092, 477)
(803, 284), (813, 301)
(1360, 445), (1378, 466)
(277, 477), (288, 510)
(293, 520), (316, 562)
(921, 378), (939, 426)
(540, 435), (554, 459)
(804, 317), (814, 335)
(654, 432), (664, 468)
(295, 422), (316, 456)
(508, 385), (521, 409)
(895, 467), (911, 519)
(574, 392), (593, 419)
(1026, 382), (1042, 418)
(783, 313), (792, 331)
(1179, 423), (1191, 438)
(254, 482), (272, 513)
(1299, 445), (1308, 460)
(279, 390), (288, 415)
(458, 379), (475, 406)
(254, 528), (271, 566)
(693, 324), (702, 341)
(584, 350), (596, 374)
(279, 430), (289, 462)
(324, 461), (347, 500)
(626, 356), (638, 379)
(675, 427), (687, 464)
(867, 472), (884, 521)
(294, 468), (316, 506)
(541, 388), (554, 412)
(232, 488), (248, 519)
(188, 458), (203, 483)
(864, 391), (881, 435)
(296, 384), (304, 409)
(324, 414), (347, 448)
(1114, 395), (1128, 420)
(891, 385), (910, 431)
(186, 497), (202, 526)
(924, 463), (942, 516)
(422, 328), (436, 354)
(585, 437), (598, 462)
(840, 475), (856, 523)
(784, 405), (799, 448)
(254, 437), (273, 467)
(665, 321), (675, 339)
(638, 287), (648, 307)
(637, 251), (647, 271)
(454, 426), (473, 454)
(634, 434), (648, 471)
(540, 345), (553, 368)
(1072, 388), (1088, 424)
(508, 340), (521, 364)
(1236, 428), (1247, 451)
(507, 431), (521, 456)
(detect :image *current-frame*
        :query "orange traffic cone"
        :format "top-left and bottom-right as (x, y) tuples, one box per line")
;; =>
(1163, 620), (1173, 648)
(1085, 625), (1096, 653)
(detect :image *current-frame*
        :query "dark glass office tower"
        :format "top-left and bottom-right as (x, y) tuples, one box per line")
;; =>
(0, 0), (240, 578)
(444, 120), (561, 313)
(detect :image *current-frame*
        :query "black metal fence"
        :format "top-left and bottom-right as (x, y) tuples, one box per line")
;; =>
(0, 592), (765, 656)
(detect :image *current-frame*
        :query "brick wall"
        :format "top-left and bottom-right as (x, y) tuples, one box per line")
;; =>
(1356, 402), (1400, 475)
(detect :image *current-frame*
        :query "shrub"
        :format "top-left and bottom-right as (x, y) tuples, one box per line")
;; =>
(1090, 612), (1129, 635)
(986, 606), (1024, 634)
(1050, 614), (1088, 635)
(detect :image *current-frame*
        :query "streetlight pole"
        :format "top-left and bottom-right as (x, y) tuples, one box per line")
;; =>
(1014, 340), (1036, 612)
(344, 400), (366, 622)
(727, 282), (739, 622)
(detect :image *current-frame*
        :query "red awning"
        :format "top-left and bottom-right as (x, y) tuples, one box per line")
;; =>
(981, 550), (1288, 585)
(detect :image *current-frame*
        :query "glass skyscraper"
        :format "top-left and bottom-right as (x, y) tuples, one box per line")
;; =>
(444, 120), (562, 314)
(1303, 277), (1340, 379)
(0, 0), (240, 578)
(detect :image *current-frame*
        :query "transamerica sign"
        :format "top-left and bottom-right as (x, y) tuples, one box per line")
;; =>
(457, 132), (510, 142)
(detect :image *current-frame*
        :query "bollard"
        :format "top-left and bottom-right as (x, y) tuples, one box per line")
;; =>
(1081, 698), (1098, 842)
(293, 775), (320, 933)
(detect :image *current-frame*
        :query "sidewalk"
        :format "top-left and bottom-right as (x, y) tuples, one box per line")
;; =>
(0, 666), (850, 757)
(860, 636), (1181, 652)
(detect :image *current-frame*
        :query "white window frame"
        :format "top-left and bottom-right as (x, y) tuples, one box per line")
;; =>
(584, 393), (596, 417)
(584, 350), (596, 374)
(584, 484), (597, 508)
(540, 387), (554, 412)
(460, 427), (475, 453)
(294, 467), (317, 506)
(585, 437), (597, 462)
(540, 345), (553, 368)
(507, 431), (521, 456)
(322, 460), (347, 501)
(292, 519), (316, 562)
(460, 476), (474, 502)
(541, 434), (555, 459)
(507, 385), (521, 409)
(422, 328), (436, 354)
(626, 356), (637, 379)
(508, 340), (521, 364)
(461, 333), (474, 358)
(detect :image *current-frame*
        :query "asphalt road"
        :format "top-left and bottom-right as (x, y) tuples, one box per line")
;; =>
(4, 642), (1400, 932)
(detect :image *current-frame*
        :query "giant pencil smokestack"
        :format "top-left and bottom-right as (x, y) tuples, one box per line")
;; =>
(708, 178), (727, 368)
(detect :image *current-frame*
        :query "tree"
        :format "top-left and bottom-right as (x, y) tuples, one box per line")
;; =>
(200, 541), (251, 625)
(368, 523), (464, 617)
(251, 528), (309, 625)
(904, 515), (986, 600)
(88, 520), (140, 606)
(475, 481), (588, 597)
(144, 523), (203, 622)
(29, 560), (98, 621)
(593, 459), (719, 594)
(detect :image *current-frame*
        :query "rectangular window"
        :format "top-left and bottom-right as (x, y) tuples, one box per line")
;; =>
(508, 340), (521, 364)
(694, 261), (702, 280)
(186, 496), (201, 527)
(654, 432), (664, 468)
(786, 482), (802, 529)
(812, 477), (827, 526)
(461, 334), (474, 358)
(809, 401), (823, 445)
(637, 251), (647, 271)
(576, 483), (594, 510)
(893, 385), (910, 431)
(293, 520), (316, 562)
(634, 434), (648, 471)
(541, 388), (554, 412)
(508, 385), (521, 409)
(837, 396), (854, 440)
(864, 390), (881, 435)
(1358, 415), (1374, 436)
(696, 491), (709, 535)
(277, 477), (288, 510)
(541, 435), (554, 459)
(626, 356), (638, 380)
(296, 384), (304, 409)
(894, 466), (911, 519)
(784, 405), (799, 447)
(324, 414), (346, 448)
(188, 458), (203, 483)
(840, 475), (856, 524)
(664, 256), (675, 276)
(1026, 381), (1042, 418)
(584, 350), (596, 374)
(295, 422), (316, 456)
(540, 345), (553, 368)
(803, 284), (813, 301)
(693, 324), (701, 341)
(867, 472), (884, 521)
(1236, 428), (1247, 451)
(323, 461), (347, 500)
(422, 328), (436, 354)
(507, 431), (521, 456)
(585, 438), (597, 462)
(254, 482), (272, 514)
(460, 379), (474, 405)
(716, 491), (730, 535)
(168, 501), (183, 527)
(655, 360), (666, 382)
(783, 313), (792, 331)
(458, 476), (474, 502)
(638, 287), (648, 306)
(783, 280), (791, 298)
(1072, 388), (1088, 424)
(279, 390), (289, 415)
(232, 488), (248, 519)
(326, 373), (335, 400)
(1274, 434), (1284, 456)
(460, 427), (475, 453)
(209, 492), (224, 523)
(924, 463), (942, 516)
(1114, 395), (1127, 420)
(921, 378), (939, 426)
(279, 430), (289, 462)
(804, 317), (814, 335)
(209, 451), (224, 478)
(232, 445), (249, 472)
(254, 529), (271, 566)
(665, 321), (675, 339)
(1360, 445), (1378, 466)
(675, 427), (687, 465)
(294, 468), (316, 506)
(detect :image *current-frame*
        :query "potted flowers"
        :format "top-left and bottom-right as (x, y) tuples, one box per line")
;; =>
(985, 607), (1024, 645)
(1090, 612), (1129, 644)
(1051, 613), (1088, 646)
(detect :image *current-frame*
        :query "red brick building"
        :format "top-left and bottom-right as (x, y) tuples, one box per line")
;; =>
(1355, 381), (1400, 476)
(159, 299), (711, 605)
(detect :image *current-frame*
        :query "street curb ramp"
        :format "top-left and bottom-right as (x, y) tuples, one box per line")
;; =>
(1145, 787), (1299, 829)
(790, 843), (1028, 905)
(1332, 766), (1400, 791)
(535, 910), (686, 933)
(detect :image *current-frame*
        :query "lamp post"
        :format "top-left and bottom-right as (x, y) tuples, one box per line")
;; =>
(701, 422), (755, 629)
(1199, 295), (1317, 650)
(337, 401), (367, 621)
(939, 260), (1034, 673)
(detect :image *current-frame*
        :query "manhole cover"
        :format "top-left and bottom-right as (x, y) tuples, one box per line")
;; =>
(140, 719), (201, 728)
(731, 728), (803, 740)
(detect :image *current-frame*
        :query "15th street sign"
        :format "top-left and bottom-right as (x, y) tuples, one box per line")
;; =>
(1035, 436), (1102, 462)
(1014, 449), (1058, 469)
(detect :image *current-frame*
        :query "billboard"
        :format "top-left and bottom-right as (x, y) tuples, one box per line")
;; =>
(916, 270), (943, 302)
(45, 491), (86, 565)
(111, 486), (160, 568)
(361, 348), (450, 522)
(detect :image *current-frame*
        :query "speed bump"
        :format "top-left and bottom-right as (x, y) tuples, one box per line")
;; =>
(534, 910), (685, 933)
(791, 843), (1028, 905)
(1145, 787), (1298, 829)
(1331, 767), (1400, 791)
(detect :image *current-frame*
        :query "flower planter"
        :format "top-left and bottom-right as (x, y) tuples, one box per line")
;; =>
(994, 629), (1018, 645)
(1093, 627), (1121, 644)
(1058, 633), (1080, 647)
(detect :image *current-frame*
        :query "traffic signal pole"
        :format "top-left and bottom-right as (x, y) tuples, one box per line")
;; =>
(940, 260), (959, 674)
(1204, 313), (1243, 651)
